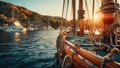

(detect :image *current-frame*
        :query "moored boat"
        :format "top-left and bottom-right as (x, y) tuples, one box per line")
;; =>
(55, 0), (120, 68)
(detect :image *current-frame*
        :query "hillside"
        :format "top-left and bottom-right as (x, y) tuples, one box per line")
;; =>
(0, 1), (67, 29)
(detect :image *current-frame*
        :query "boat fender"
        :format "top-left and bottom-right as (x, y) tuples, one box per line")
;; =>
(62, 55), (72, 68)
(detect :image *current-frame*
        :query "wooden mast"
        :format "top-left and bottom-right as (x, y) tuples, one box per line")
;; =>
(72, 0), (76, 34)
(101, 0), (119, 44)
(78, 0), (85, 36)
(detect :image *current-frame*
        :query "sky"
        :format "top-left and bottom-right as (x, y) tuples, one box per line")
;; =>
(0, 0), (63, 17)
(0, 0), (120, 20)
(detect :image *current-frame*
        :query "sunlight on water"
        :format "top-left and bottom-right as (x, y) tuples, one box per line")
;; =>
(14, 32), (20, 42)
(0, 30), (59, 68)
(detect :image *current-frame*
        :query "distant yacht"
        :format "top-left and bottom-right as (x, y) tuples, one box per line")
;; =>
(5, 21), (23, 32)
(5, 8), (23, 32)
(5, 16), (23, 32)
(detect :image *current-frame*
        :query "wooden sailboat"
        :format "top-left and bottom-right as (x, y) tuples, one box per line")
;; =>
(55, 0), (120, 68)
(5, 8), (23, 32)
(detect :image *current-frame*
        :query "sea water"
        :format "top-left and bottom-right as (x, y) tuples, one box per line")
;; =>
(0, 30), (59, 68)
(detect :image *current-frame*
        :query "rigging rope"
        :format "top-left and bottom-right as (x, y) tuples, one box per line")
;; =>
(84, 0), (90, 34)
(85, 0), (90, 21)
(65, 0), (69, 26)
(62, 0), (65, 19)
(90, 0), (95, 48)
(60, 0), (70, 32)
(114, 0), (119, 46)
(60, 0), (66, 32)
(108, 0), (119, 46)
(65, 0), (69, 27)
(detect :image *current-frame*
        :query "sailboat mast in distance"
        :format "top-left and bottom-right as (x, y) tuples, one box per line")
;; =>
(78, 0), (85, 36)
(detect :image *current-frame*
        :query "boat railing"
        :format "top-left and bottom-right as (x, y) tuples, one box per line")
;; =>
(63, 38), (120, 67)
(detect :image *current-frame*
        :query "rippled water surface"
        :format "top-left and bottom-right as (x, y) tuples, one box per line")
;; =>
(0, 30), (59, 68)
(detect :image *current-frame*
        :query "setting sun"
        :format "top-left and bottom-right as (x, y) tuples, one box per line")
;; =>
(93, 13), (99, 20)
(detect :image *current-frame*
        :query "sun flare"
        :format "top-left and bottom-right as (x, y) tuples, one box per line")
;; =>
(94, 13), (99, 20)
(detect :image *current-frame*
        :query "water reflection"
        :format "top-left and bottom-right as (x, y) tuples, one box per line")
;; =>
(14, 30), (27, 42)
(22, 29), (27, 39)
(14, 32), (20, 42)
(0, 30), (27, 43)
